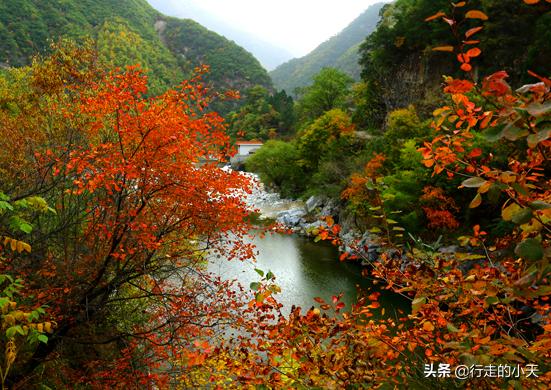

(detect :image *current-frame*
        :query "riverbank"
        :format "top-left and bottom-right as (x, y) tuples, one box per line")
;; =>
(244, 173), (382, 266)
(247, 175), (468, 271)
(209, 173), (411, 316)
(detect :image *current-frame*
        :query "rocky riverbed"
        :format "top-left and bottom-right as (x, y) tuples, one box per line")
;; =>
(244, 172), (470, 270)
(244, 173), (385, 265)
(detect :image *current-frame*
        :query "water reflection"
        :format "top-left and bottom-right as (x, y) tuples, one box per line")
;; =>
(208, 231), (409, 317)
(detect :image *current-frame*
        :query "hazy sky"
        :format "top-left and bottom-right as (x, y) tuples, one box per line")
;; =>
(149, 1), (387, 56)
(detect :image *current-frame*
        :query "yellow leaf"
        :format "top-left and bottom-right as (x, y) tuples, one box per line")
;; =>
(470, 193), (482, 208)
(502, 203), (521, 221)
(465, 10), (489, 20)
(478, 180), (492, 194)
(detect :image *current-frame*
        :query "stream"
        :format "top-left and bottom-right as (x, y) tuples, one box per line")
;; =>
(207, 173), (409, 317)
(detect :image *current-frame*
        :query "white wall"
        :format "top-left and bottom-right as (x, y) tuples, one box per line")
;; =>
(238, 144), (262, 156)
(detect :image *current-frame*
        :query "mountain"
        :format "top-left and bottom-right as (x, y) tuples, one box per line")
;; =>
(146, 0), (294, 70)
(0, 0), (272, 103)
(270, 2), (385, 94)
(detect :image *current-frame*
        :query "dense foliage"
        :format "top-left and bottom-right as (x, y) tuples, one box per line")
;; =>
(244, 2), (550, 389)
(226, 86), (295, 141)
(0, 0), (549, 388)
(358, 0), (551, 120)
(0, 44), (255, 386)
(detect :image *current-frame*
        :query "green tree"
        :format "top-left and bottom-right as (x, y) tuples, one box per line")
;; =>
(245, 140), (306, 198)
(297, 109), (355, 172)
(227, 86), (279, 141)
(296, 68), (353, 123)
(268, 90), (296, 137)
(350, 80), (386, 131)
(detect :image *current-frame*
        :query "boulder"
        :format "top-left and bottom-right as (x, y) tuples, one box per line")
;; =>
(320, 199), (338, 217)
(276, 208), (306, 227)
(305, 196), (323, 213)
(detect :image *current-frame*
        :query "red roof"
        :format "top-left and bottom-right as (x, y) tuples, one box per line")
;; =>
(235, 140), (263, 145)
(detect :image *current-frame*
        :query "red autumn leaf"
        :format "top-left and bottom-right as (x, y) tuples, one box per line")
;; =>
(461, 63), (473, 72)
(313, 297), (326, 304)
(444, 79), (474, 94)
(466, 47), (482, 58)
(457, 53), (470, 63)
(368, 292), (380, 301)
(469, 148), (483, 158)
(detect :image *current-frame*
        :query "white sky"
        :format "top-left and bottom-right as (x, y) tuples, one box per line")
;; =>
(155, 1), (387, 56)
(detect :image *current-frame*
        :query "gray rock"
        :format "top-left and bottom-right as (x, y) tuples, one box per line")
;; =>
(276, 208), (306, 227)
(305, 196), (323, 213)
(438, 245), (462, 254)
(320, 199), (338, 217)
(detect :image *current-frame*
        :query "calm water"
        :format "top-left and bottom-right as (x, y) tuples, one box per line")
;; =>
(208, 231), (409, 317)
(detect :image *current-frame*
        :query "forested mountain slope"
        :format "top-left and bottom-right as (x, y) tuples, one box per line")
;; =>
(270, 2), (385, 94)
(0, 0), (272, 98)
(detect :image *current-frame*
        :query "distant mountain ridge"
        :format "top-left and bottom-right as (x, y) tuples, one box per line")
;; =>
(146, 0), (294, 70)
(270, 2), (385, 94)
(0, 0), (272, 104)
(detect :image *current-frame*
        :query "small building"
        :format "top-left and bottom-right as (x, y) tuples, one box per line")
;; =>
(230, 140), (263, 168)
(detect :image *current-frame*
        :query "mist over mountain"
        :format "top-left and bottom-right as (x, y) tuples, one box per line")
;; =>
(146, 0), (294, 70)
(270, 2), (385, 94)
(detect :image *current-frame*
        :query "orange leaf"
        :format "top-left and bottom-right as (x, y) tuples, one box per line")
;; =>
(425, 11), (446, 22)
(466, 47), (482, 57)
(465, 10), (489, 20)
(468, 148), (482, 158)
(465, 26), (484, 38)
(457, 53), (470, 63)
(444, 79), (474, 93)
(432, 46), (455, 52)
(523, 0), (540, 4)
(423, 321), (435, 332)
(461, 63), (473, 72)
(368, 292), (380, 301)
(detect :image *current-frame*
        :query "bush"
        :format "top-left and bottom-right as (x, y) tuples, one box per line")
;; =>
(245, 140), (307, 198)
